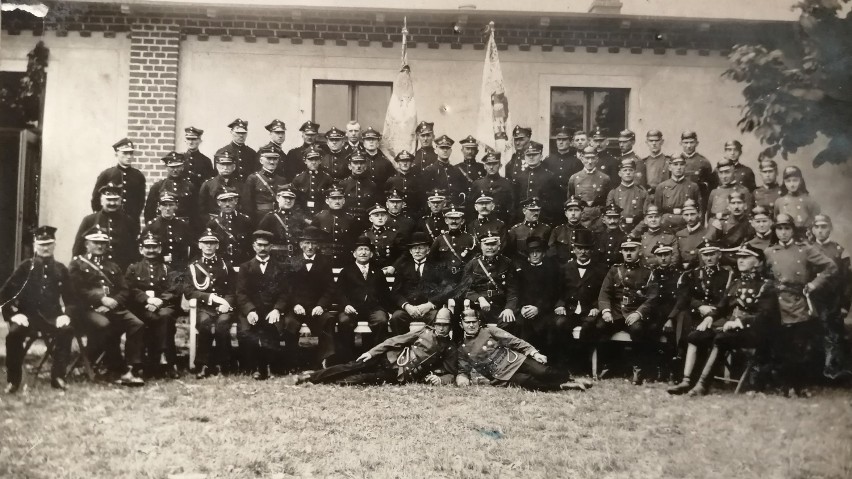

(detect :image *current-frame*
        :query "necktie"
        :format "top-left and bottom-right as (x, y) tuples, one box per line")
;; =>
(362, 267), (369, 280)
(416, 262), (424, 277)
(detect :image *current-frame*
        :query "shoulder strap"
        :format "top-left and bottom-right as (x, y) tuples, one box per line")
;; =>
(254, 172), (276, 196)
(441, 234), (465, 263)
(77, 256), (115, 288)
(477, 259), (500, 289)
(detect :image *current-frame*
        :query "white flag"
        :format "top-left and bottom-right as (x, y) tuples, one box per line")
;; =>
(475, 24), (511, 157)
(380, 21), (417, 160)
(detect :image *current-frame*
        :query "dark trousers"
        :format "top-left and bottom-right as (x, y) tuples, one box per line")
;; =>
(776, 320), (820, 390)
(5, 320), (72, 385)
(552, 313), (582, 360)
(132, 306), (177, 366)
(77, 308), (145, 367)
(579, 314), (663, 369)
(389, 308), (438, 336)
(499, 357), (573, 391)
(336, 309), (389, 363)
(818, 304), (849, 377)
(282, 310), (336, 368)
(237, 311), (286, 373)
(516, 312), (556, 354)
(307, 356), (397, 385)
(195, 306), (234, 369)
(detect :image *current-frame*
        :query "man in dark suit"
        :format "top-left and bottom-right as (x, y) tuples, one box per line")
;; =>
(236, 230), (289, 380)
(334, 236), (392, 363)
(389, 232), (454, 335)
(515, 236), (562, 353)
(282, 226), (337, 370)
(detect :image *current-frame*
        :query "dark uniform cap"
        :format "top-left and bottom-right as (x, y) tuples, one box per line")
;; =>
(34, 225), (57, 245)
(603, 203), (622, 217)
(216, 185), (240, 200)
(774, 213), (794, 226)
(258, 145), (281, 159)
(112, 138), (135, 152)
(326, 127), (345, 139)
(524, 141), (544, 155)
(521, 197), (542, 210)
(353, 235), (373, 249)
(728, 190), (747, 202)
(669, 155), (686, 165)
(591, 126), (606, 140)
(326, 186), (345, 198)
(228, 118), (248, 132)
(750, 205), (771, 219)
(652, 241), (674, 255)
(482, 152), (501, 164)
(369, 204), (388, 216)
(621, 233), (642, 249)
(386, 189), (404, 201)
(184, 126), (204, 139)
(349, 152), (367, 163)
(265, 119), (286, 132)
(299, 121), (320, 133)
(252, 230), (274, 242)
(427, 189), (447, 201)
(159, 191), (177, 204)
(572, 229), (595, 248)
(759, 159), (777, 171)
(162, 151), (186, 167)
(99, 182), (123, 198)
(620, 158), (636, 170)
(813, 214), (832, 226)
(554, 125), (572, 139)
(435, 135), (454, 147)
(276, 184), (297, 198)
(299, 226), (324, 241)
(480, 230), (501, 245)
(564, 195), (585, 209)
(724, 139), (743, 151)
(681, 199), (699, 214)
(618, 129), (636, 141)
(395, 150), (414, 162)
(734, 243), (765, 262)
(214, 150), (235, 164)
(84, 225), (111, 242)
(199, 228), (219, 243)
(512, 125), (532, 139)
(459, 135), (478, 148)
(681, 130), (698, 141)
(646, 129), (663, 139)
(526, 236), (546, 252)
(475, 193), (494, 204)
(717, 158), (734, 170)
(415, 121), (434, 134)
(645, 204), (661, 216)
(697, 238), (720, 254)
(443, 204), (465, 218)
(782, 165), (803, 179)
(140, 231), (161, 246)
(408, 231), (432, 247)
(361, 127), (382, 140)
(302, 145), (322, 160)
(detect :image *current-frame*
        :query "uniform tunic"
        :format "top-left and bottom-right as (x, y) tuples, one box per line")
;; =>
(619, 151), (648, 188)
(462, 254), (519, 315)
(466, 217), (507, 245)
(707, 214), (755, 249)
(505, 221), (552, 262)
(422, 160), (469, 206)
(413, 145), (437, 173)
(765, 240), (837, 324)
(320, 148), (352, 182)
(597, 261), (658, 322)
(679, 152), (714, 202)
(547, 222), (587, 265)
(72, 211), (141, 270)
(365, 225), (405, 269)
(643, 153), (671, 193)
(676, 223), (713, 269)
(430, 230), (475, 278)
(363, 150), (396, 191)
(706, 183), (753, 219)
(568, 168), (611, 232)
(312, 209), (356, 268)
(672, 265), (733, 342)
(470, 174), (515, 223)
(91, 164), (147, 220)
(197, 175), (244, 219)
(205, 211), (253, 268)
(292, 169), (334, 216)
(215, 142), (259, 181)
(142, 216), (192, 269)
(513, 165), (563, 224)
(459, 326), (538, 381)
(457, 160), (487, 215)
(339, 174), (379, 229)
(543, 151), (583, 188)
(184, 149), (216, 187)
(774, 194), (821, 229)
(258, 208), (310, 261)
(753, 183), (782, 210)
(241, 169), (287, 225)
(386, 171), (425, 217)
(654, 176), (701, 231)
(606, 182), (649, 226)
(596, 228), (626, 267)
(1, 257), (71, 324)
(640, 228), (680, 268)
(144, 175), (198, 224)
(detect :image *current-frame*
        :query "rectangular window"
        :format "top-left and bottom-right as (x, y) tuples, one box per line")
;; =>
(312, 80), (393, 134)
(549, 87), (629, 153)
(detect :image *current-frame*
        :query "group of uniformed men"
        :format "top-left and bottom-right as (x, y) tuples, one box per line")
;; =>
(2, 118), (850, 396)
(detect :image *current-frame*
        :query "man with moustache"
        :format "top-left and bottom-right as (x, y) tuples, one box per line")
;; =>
(215, 119), (259, 181)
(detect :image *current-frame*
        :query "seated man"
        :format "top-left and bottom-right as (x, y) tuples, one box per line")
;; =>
(515, 236), (561, 353)
(460, 231), (518, 333)
(236, 230), (288, 380)
(301, 308), (457, 385)
(1, 226), (73, 392)
(184, 228), (236, 378)
(389, 232), (454, 335)
(334, 237), (393, 363)
(125, 232), (180, 378)
(69, 226), (145, 386)
(456, 309), (590, 391)
(668, 244), (779, 395)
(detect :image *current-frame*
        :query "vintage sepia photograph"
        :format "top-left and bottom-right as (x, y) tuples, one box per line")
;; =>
(1, 0), (851, 477)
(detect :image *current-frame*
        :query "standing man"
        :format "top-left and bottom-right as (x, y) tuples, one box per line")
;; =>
(747, 206), (776, 251)
(423, 135), (469, 207)
(467, 193), (507, 246)
(568, 146), (611, 233)
(385, 189), (417, 245)
(548, 196), (588, 265)
(707, 191), (755, 250)
(753, 159), (782, 210)
(386, 151), (425, 217)
(321, 127), (352, 182)
(596, 204), (626, 268)
(91, 138), (146, 220)
(643, 130), (671, 195)
(543, 126), (583, 192)
(312, 186), (356, 269)
(456, 135), (487, 215)
(198, 151), (244, 220)
(144, 151), (198, 225)
(513, 141), (563, 225)
(74, 183), (141, 270)
(344, 120), (362, 155)
(260, 119), (293, 180)
(639, 205), (680, 268)
(505, 125), (532, 181)
(606, 158), (649, 228)
(2, 226), (74, 392)
(589, 126), (620, 181)
(363, 204), (404, 269)
(360, 127), (396, 190)
(285, 121), (324, 179)
(617, 129), (647, 188)
(183, 126), (215, 188)
(505, 198), (552, 264)
(707, 159), (753, 222)
(241, 146), (287, 225)
(675, 199), (711, 269)
(718, 140), (756, 191)
(470, 152), (515, 224)
(143, 191), (192, 271)
(292, 145), (334, 216)
(413, 120), (437, 172)
(340, 152), (379, 232)
(676, 131), (714, 210)
(654, 155), (702, 232)
(215, 118), (258, 181)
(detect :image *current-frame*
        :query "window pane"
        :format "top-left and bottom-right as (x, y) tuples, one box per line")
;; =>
(355, 84), (392, 132)
(590, 89), (628, 138)
(313, 83), (350, 132)
(550, 88), (585, 137)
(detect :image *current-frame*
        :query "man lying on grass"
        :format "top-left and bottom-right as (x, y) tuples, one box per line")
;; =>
(298, 308), (457, 385)
(456, 309), (592, 391)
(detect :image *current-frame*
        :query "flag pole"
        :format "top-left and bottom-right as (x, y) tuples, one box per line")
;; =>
(401, 16), (408, 69)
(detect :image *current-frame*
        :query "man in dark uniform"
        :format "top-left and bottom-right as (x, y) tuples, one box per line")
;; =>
(513, 141), (563, 225)
(707, 191), (755, 250)
(753, 159), (782, 210)
(543, 126), (583, 192)
(747, 206), (775, 251)
(707, 158), (753, 221)
(676, 130), (714, 210)
(589, 126), (621, 181)
(321, 127), (352, 182)
(413, 120), (437, 172)
(282, 226), (337, 370)
(91, 138), (146, 220)
(142, 191), (193, 271)
(549, 196), (587, 265)
(765, 213), (837, 396)
(643, 130), (671, 195)
(456, 135), (487, 215)
(360, 127), (396, 190)
(312, 186), (356, 269)
(596, 204), (626, 267)
(215, 118), (258, 181)
(649, 241), (684, 380)
(460, 231), (519, 332)
(505, 197), (552, 264)
(515, 236), (562, 352)
(423, 135), (469, 206)
(258, 184), (309, 264)
(471, 152), (514, 224)
(333, 236), (393, 363)
(2, 226), (74, 392)
(197, 150), (244, 220)
(505, 125), (531, 181)
(241, 146), (287, 225)
(568, 146), (611, 233)
(591, 234), (659, 384)
(182, 126), (215, 188)
(363, 204), (404, 269)
(384, 189), (417, 245)
(124, 232), (180, 378)
(69, 226), (146, 386)
(340, 152), (379, 232)
(418, 189), (449, 239)
(259, 119), (294, 180)
(639, 205), (680, 268)
(386, 151), (424, 217)
(467, 193), (507, 246)
(654, 155), (702, 232)
(344, 121), (361, 154)
(144, 151), (198, 226)
(672, 199), (707, 270)
(236, 230), (288, 380)
(719, 140), (756, 191)
(206, 186), (253, 269)
(617, 129), (648, 188)
(292, 145), (334, 216)
(606, 158), (649, 228)
(74, 183), (141, 270)
(184, 228), (236, 378)
(430, 203), (475, 290)
(285, 121), (323, 180)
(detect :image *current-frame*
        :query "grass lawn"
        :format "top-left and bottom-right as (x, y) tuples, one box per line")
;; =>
(1, 371), (851, 479)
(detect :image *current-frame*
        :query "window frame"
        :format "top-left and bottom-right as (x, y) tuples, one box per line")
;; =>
(312, 79), (393, 131)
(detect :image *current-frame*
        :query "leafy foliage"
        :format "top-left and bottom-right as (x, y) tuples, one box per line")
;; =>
(724, 0), (852, 166)
(0, 41), (49, 128)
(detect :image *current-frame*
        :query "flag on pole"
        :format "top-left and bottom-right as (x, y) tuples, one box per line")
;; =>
(475, 22), (511, 157)
(380, 18), (417, 160)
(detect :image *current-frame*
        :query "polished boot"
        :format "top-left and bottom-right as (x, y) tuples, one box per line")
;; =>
(668, 344), (698, 395)
(687, 345), (719, 397)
